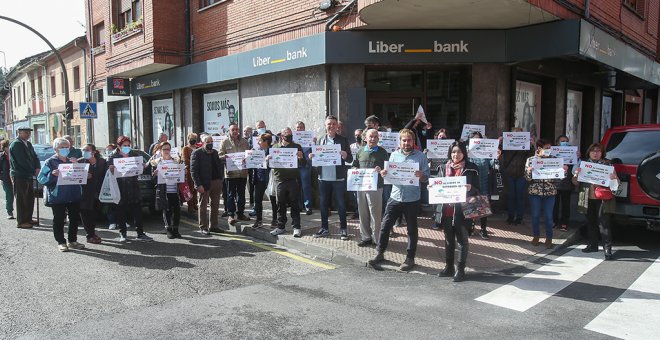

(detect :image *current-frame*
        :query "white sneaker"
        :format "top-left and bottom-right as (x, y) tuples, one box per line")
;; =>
(117, 234), (127, 242)
(108, 223), (117, 230)
(58, 244), (69, 252)
(199, 228), (210, 235)
(270, 228), (286, 236)
(67, 241), (86, 250)
(292, 228), (302, 238)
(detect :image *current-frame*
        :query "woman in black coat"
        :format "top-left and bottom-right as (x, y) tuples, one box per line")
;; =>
(80, 144), (107, 244)
(0, 140), (14, 219)
(432, 141), (480, 282)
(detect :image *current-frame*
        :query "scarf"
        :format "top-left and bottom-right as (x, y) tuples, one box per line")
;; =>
(446, 160), (465, 176)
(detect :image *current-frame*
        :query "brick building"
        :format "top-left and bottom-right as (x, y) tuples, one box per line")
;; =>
(86, 0), (660, 152)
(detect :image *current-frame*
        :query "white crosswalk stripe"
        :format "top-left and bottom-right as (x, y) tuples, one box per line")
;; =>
(584, 257), (660, 340)
(475, 246), (605, 312)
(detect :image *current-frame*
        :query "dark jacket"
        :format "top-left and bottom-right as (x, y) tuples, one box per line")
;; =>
(107, 150), (143, 205)
(556, 164), (575, 191)
(502, 149), (533, 178)
(351, 145), (389, 188)
(0, 151), (11, 182)
(271, 142), (305, 183)
(9, 139), (40, 179)
(37, 155), (83, 205)
(190, 147), (224, 191)
(315, 133), (353, 180)
(68, 147), (83, 159)
(404, 118), (433, 150)
(80, 156), (107, 210)
(433, 161), (480, 223)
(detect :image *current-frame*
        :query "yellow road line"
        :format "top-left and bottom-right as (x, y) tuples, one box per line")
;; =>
(179, 218), (335, 270)
(404, 49), (432, 53)
(270, 58), (286, 63)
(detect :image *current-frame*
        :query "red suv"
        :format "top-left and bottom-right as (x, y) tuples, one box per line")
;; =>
(600, 124), (660, 230)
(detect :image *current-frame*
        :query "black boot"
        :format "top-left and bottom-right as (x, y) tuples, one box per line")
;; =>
(166, 227), (175, 239)
(582, 244), (598, 253)
(368, 252), (385, 267)
(453, 262), (466, 282)
(439, 261), (455, 277)
(604, 246), (613, 260)
(172, 227), (182, 239)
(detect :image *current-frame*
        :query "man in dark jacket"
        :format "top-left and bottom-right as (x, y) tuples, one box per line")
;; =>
(310, 115), (353, 240)
(191, 134), (224, 235)
(9, 127), (40, 228)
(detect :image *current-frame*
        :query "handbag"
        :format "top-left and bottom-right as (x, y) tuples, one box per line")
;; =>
(461, 195), (493, 219)
(594, 186), (614, 201)
(178, 181), (193, 202)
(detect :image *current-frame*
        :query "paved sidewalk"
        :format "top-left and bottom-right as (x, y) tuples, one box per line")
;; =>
(182, 202), (582, 275)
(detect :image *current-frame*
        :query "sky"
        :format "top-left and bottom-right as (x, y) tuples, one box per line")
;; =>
(0, 0), (86, 70)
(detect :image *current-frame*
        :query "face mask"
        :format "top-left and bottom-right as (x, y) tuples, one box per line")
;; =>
(121, 146), (131, 154)
(189, 139), (196, 145)
(284, 135), (293, 143)
(258, 128), (266, 135)
(560, 141), (570, 146)
(356, 136), (362, 144)
(205, 143), (214, 151)
(58, 148), (70, 158)
(83, 151), (93, 160)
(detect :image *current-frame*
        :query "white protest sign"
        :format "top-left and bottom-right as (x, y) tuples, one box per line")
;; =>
(550, 146), (578, 165)
(312, 144), (341, 167)
(56, 163), (90, 186)
(269, 148), (298, 168)
(350, 144), (360, 159)
(378, 132), (400, 153)
(212, 136), (227, 151)
(293, 131), (315, 148)
(114, 156), (143, 178)
(427, 139), (455, 159)
(169, 147), (180, 159)
(346, 168), (379, 191)
(532, 157), (565, 180)
(577, 161), (614, 187)
(225, 152), (247, 171)
(468, 138), (499, 159)
(428, 176), (466, 204)
(157, 163), (185, 185)
(384, 161), (419, 186)
(461, 124), (485, 141)
(503, 132), (531, 150)
(245, 149), (266, 169)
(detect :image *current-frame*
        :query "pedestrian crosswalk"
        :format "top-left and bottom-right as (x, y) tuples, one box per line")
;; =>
(474, 246), (660, 340)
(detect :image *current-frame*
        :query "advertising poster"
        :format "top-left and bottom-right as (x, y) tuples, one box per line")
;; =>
(601, 96), (612, 139)
(152, 98), (175, 146)
(203, 90), (239, 135)
(566, 90), (583, 148)
(514, 81), (542, 142)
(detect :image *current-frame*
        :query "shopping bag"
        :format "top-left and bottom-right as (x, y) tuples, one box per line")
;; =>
(265, 174), (276, 197)
(461, 195), (492, 219)
(99, 170), (121, 204)
(178, 182), (193, 202)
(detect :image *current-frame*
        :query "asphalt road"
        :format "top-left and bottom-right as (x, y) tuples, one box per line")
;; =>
(1, 203), (659, 339)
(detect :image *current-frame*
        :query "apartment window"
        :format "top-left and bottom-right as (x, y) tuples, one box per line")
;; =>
(73, 66), (80, 90)
(50, 76), (56, 96)
(60, 72), (65, 94)
(133, 0), (142, 21)
(623, 0), (646, 17)
(30, 79), (35, 99)
(22, 82), (26, 104)
(118, 8), (132, 30)
(93, 22), (105, 47)
(13, 88), (17, 107)
(37, 76), (43, 96)
(199, 0), (226, 9)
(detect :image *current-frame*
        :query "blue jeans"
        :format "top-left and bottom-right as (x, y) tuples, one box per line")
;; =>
(299, 166), (312, 210)
(505, 175), (526, 219)
(319, 180), (347, 230)
(529, 195), (555, 239)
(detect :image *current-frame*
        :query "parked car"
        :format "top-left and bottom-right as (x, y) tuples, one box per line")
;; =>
(33, 144), (55, 166)
(600, 124), (660, 230)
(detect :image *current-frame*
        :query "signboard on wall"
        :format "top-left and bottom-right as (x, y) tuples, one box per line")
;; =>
(203, 90), (239, 135)
(107, 77), (130, 96)
(566, 90), (583, 147)
(601, 96), (612, 139)
(152, 98), (175, 146)
(514, 81), (542, 142)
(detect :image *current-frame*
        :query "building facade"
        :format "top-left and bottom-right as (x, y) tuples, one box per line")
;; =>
(86, 0), (660, 152)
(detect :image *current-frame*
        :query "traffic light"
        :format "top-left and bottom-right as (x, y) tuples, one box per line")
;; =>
(65, 100), (73, 120)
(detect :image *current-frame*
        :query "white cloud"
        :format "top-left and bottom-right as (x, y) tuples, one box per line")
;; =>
(0, 0), (86, 69)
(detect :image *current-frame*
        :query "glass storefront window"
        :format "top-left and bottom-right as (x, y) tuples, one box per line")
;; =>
(367, 71), (423, 92)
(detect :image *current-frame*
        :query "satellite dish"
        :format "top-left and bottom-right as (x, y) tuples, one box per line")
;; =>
(637, 151), (660, 201)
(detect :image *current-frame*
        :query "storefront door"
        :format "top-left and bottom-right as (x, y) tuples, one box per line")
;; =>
(369, 97), (421, 130)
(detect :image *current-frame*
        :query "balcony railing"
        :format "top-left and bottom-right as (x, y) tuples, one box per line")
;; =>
(111, 19), (144, 44)
(91, 44), (106, 55)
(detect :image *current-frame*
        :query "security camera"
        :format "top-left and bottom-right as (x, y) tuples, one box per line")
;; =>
(319, 0), (334, 11)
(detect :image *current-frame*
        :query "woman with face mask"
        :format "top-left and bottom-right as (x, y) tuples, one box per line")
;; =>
(182, 133), (200, 215)
(151, 141), (183, 239)
(79, 144), (107, 244)
(107, 136), (153, 242)
(524, 139), (562, 249)
(553, 135), (574, 232)
(37, 138), (85, 252)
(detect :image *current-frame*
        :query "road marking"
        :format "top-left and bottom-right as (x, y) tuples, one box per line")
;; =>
(584, 257), (660, 339)
(475, 246), (604, 312)
(179, 218), (335, 270)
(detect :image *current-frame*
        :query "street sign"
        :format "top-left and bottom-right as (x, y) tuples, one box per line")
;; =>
(79, 102), (97, 119)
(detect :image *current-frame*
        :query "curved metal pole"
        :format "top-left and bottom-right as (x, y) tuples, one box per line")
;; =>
(0, 15), (70, 135)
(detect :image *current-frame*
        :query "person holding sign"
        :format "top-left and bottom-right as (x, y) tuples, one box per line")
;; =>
(79, 144), (107, 244)
(572, 143), (619, 260)
(251, 133), (279, 229)
(269, 128), (306, 237)
(150, 142), (183, 239)
(310, 116), (353, 240)
(553, 135), (575, 232)
(294, 121), (315, 215)
(36, 138), (85, 252)
(431, 140), (480, 282)
(367, 129), (430, 272)
(108, 136), (153, 242)
(219, 123), (251, 226)
(502, 127), (534, 225)
(351, 129), (389, 247)
(524, 139), (562, 249)
(467, 131), (495, 239)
